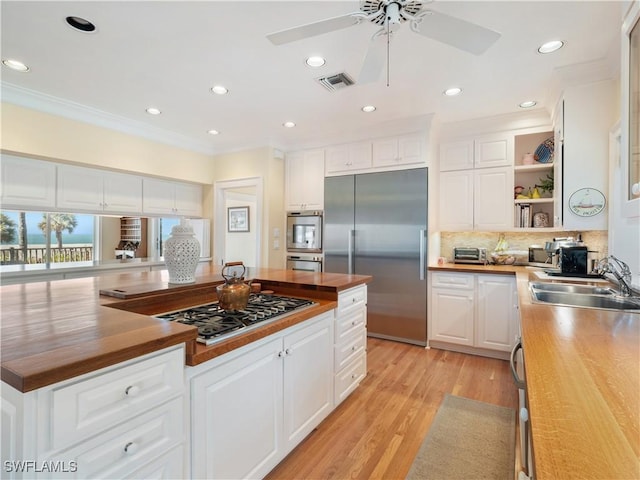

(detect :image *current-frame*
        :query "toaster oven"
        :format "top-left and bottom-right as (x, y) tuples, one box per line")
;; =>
(453, 247), (488, 264)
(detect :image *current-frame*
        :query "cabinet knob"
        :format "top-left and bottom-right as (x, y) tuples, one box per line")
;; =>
(351, 345), (357, 351)
(351, 321), (356, 326)
(278, 351), (285, 358)
(285, 348), (292, 355)
(125, 385), (140, 397)
(124, 442), (138, 455)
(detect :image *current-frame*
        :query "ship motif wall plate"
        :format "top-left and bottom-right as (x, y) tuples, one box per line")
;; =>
(568, 188), (606, 217)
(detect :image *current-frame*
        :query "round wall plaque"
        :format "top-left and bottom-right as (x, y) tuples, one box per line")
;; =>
(568, 188), (606, 217)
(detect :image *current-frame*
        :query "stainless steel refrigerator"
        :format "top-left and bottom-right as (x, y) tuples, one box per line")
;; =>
(324, 168), (428, 345)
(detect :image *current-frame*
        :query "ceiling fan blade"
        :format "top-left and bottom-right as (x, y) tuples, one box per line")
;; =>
(267, 13), (361, 45)
(358, 33), (387, 84)
(413, 10), (501, 55)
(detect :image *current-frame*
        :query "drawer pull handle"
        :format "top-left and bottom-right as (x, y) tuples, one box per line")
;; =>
(125, 385), (140, 397)
(124, 442), (138, 455)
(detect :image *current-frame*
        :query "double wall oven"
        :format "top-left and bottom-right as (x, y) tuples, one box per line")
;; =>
(286, 210), (323, 272)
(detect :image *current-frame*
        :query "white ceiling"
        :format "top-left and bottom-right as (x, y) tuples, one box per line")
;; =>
(0, 1), (625, 156)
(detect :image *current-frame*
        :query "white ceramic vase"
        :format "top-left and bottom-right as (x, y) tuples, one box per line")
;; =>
(164, 219), (200, 284)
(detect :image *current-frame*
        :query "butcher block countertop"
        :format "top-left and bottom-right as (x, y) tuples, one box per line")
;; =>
(429, 263), (640, 480)
(0, 263), (371, 393)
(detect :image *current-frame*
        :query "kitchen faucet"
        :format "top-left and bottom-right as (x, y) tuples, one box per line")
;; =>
(594, 256), (636, 297)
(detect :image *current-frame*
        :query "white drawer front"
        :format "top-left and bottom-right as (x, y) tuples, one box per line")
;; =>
(335, 307), (366, 341)
(47, 398), (182, 479)
(337, 286), (366, 315)
(334, 327), (366, 372)
(51, 347), (184, 449)
(334, 352), (366, 406)
(431, 272), (474, 289)
(126, 446), (184, 480)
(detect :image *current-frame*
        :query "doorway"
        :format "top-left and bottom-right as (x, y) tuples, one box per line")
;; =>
(213, 177), (262, 267)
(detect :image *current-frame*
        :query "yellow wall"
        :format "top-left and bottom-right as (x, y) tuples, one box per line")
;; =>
(1, 103), (213, 184)
(212, 147), (285, 269)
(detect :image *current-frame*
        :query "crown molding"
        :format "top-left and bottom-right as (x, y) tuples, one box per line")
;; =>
(1, 82), (215, 155)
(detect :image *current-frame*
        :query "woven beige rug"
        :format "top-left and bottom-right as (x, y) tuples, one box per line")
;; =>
(406, 394), (516, 480)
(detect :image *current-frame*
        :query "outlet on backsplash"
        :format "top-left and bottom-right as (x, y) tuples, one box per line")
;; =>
(440, 231), (608, 264)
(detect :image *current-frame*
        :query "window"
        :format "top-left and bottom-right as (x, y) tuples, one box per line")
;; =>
(0, 211), (95, 265)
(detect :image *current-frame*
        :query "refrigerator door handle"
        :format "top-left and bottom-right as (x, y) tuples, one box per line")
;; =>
(348, 229), (355, 274)
(419, 229), (426, 280)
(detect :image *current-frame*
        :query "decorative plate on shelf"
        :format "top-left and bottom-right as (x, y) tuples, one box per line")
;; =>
(534, 137), (554, 163)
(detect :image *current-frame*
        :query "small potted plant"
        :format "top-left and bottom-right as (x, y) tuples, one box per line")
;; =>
(536, 171), (554, 197)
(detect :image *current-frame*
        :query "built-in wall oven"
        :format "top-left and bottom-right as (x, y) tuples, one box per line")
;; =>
(286, 211), (322, 253)
(286, 255), (323, 272)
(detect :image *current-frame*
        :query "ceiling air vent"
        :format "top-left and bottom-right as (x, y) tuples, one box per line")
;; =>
(316, 72), (355, 92)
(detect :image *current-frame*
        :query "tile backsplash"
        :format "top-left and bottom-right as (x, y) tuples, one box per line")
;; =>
(440, 230), (608, 263)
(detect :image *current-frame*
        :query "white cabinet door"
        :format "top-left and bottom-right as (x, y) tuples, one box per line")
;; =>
(282, 312), (333, 452)
(439, 170), (474, 230)
(473, 166), (513, 230)
(57, 164), (104, 211)
(191, 337), (283, 480)
(476, 275), (516, 352)
(285, 149), (324, 210)
(174, 182), (202, 217)
(439, 140), (474, 171)
(474, 133), (513, 168)
(1, 155), (56, 209)
(103, 171), (143, 213)
(430, 287), (474, 346)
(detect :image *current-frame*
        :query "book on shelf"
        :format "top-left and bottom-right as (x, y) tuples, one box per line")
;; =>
(514, 203), (532, 227)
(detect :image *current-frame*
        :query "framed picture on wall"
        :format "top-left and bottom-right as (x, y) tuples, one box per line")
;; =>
(228, 206), (249, 232)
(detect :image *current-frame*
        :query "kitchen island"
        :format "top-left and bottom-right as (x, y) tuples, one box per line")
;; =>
(1, 263), (371, 479)
(429, 263), (640, 480)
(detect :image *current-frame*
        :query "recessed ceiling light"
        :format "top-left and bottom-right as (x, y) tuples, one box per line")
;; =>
(207, 129), (220, 135)
(145, 107), (161, 115)
(519, 100), (537, 108)
(362, 105), (376, 113)
(65, 16), (96, 32)
(538, 40), (564, 54)
(283, 121), (296, 128)
(306, 56), (326, 67)
(211, 85), (228, 95)
(2, 59), (29, 72)
(444, 87), (462, 96)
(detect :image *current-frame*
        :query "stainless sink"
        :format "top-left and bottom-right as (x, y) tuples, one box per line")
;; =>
(529, 282), (616, 295)
(529, 282), (640, 312)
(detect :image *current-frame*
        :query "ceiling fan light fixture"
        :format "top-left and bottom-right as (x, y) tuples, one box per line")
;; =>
(519, 100), (537, 108)
(2, 59), (29, 72)
(444, 87), (462, 96)
(538, 40), (564, 54)
(306, 56), (326, 67)
(211, 85), (229, 95)
(362, 105), (376, 113)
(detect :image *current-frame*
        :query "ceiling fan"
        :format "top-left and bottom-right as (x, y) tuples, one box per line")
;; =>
(267, 0), (501, 85)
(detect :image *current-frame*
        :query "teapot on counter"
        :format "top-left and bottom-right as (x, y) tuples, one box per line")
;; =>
(216, 262), (251, 311)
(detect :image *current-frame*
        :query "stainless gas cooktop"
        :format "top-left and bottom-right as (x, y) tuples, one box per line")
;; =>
(155, 293), (316, 345)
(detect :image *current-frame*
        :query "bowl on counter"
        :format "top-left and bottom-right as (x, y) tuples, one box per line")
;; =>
(491, 252), (516, 265)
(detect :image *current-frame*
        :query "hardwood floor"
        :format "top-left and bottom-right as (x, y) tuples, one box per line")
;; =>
(266, 338), (518, 480)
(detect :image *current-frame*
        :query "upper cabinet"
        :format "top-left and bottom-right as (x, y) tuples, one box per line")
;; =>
(371, 133), (424, 168)
(143, 178), (203, 217)
(285, 149), (325, 211)
(325, 132), (427, 176)
(57, 164), (143, 214)
(558, 80), (616, 230)
(439, 132), (514, 231)
(1, 155), (56, 209)
(325, 142), (372, 175)
(440, 133), (512, 172)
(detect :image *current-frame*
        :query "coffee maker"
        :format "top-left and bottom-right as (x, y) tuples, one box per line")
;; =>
(557, 246), (588, 275)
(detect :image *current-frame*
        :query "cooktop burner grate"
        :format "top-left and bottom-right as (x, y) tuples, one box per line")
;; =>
(155, 293), (316, 345)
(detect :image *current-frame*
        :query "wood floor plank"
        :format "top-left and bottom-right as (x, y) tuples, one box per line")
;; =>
(266, 338), (518, 480)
